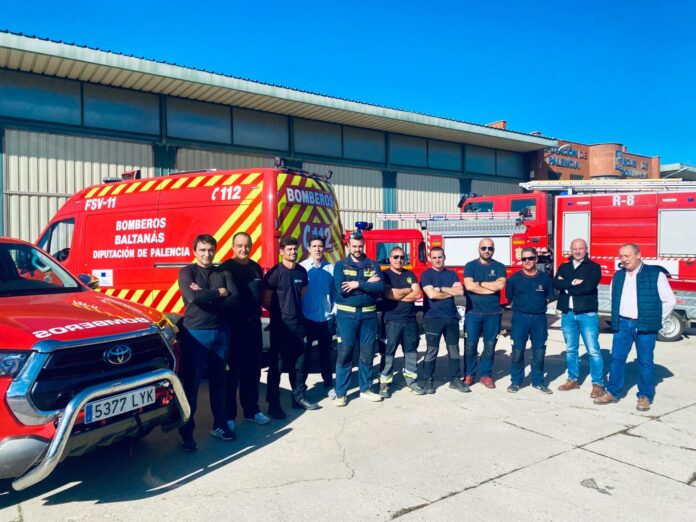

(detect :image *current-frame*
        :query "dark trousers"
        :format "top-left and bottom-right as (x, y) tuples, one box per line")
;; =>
(267, 321), (308, 406)
(178, 326), (230, 441)
(380, 320), (420, 385)
(305, 318), (334, 389)
(465, 313), (501, 378)
(422, 316), (461, 381)
(510, 312), (548, 386)
(335, 312), (377, 396)
(226, 316), (262, 421)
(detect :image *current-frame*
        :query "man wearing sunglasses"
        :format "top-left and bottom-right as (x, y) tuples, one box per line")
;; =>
(505, 247), (555, 394)
(420, 246), (468, 394)
(463, 238), (507, 388)
(553, 238), (605, 398)
(333, 232), (385, 406)
(379, 246), (425, 397)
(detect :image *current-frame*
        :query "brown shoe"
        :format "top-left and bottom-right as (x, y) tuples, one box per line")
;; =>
(593, 392), (618, 405)
(480, 376), (496, 389)
(558, 380), (580, 391)
(636, 397), (651, 411)
(590, 384), (605, 399)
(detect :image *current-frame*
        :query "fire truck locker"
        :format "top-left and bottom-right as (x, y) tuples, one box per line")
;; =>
(3, 129), (154, 242)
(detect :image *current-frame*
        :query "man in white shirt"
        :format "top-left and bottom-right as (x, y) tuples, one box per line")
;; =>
(594, 243), (676, 411)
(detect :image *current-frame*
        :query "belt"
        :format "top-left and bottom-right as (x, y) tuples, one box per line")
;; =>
(619, 315), (637, 321)
(336, 304), (377, 313)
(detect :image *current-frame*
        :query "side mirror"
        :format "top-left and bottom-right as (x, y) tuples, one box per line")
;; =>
(78, 273), (100, 290)
(418, 241), (427, 264)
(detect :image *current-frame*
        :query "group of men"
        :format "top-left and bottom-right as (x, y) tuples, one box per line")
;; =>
(176, 231), (676, 451)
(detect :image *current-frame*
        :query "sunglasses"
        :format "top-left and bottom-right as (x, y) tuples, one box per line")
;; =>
(521, 256), (537, 262)
(480, 246), (494, 252)
(392, 255), (405, 260)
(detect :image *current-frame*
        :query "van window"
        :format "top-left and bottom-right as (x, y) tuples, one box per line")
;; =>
(375, 242), (411, 265)
(463, 201), (493, 213)
(510, 199), (537, 218)
(38, 219), (75, 262)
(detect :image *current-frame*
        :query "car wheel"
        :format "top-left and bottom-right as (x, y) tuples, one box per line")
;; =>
(657, 312), (685, 342)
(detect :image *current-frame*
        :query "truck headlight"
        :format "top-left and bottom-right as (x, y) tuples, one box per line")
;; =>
(156, 317), (177, 345)
(0, 351), (30, 378)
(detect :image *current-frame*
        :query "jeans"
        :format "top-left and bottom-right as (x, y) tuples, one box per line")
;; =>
(267, 321), (308, 406)
(380, 320), (420, 385)
(178, 326), (230, 441)
(227, 316), (262, 421)
(422, 316), (460, 381)
(306, 318), (335, 389)
(464, 313), (501, 378)
(607, 317), (657, 401)
(335, 311), (377, 396)
(510, 312), (547, 387)
(561, 311), (604, 386)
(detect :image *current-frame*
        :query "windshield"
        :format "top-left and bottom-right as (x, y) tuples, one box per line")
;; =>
(0, 242), (82, 297)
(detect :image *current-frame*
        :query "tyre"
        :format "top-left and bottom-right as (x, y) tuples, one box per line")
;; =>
(657, 312), (685, 342)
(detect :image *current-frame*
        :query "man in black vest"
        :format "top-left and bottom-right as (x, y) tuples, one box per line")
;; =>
(594, 243), (675, 411)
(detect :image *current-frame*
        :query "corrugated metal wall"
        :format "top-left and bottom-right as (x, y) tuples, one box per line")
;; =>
(471, 179), (523, 196)
(396, 172), (460, 229)
(3, 130), (154, 241)
(176, 148), (275, 171)
(303, 162), (382, 231)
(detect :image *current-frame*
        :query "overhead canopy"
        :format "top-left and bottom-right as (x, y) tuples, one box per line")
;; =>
(0, 31), (556, 153)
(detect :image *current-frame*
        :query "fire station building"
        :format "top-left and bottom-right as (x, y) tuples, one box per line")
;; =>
(0, 31), (556, 241)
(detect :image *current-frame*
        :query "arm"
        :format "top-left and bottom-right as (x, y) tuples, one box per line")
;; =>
(546, 276), (557, 303)
(221, 270), (240, 308)
(481, 277), (506, 292)
(553, 265), (572, 291)
(178, 266), (222, 304)
(657, 272), (677, 320)
(333, 262), (351, 297)
(465, 277), (496, 295)
(262, 288), (273, 311)
(505, 279), (513, 303)
(566, 263), (601, 295)
(422, 285), (457, 300)
(359, 266), (385, 293)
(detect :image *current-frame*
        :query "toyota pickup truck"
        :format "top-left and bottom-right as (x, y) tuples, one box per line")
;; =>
(0, 237), (190, 491)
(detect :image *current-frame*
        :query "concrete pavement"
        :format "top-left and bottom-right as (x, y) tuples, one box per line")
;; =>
(2, 323), (695, 521)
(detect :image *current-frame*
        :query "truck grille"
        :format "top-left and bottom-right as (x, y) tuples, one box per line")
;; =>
(30, 334), (175, 411)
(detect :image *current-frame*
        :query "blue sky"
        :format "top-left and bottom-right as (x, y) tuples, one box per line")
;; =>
(3, 0), (695, 164)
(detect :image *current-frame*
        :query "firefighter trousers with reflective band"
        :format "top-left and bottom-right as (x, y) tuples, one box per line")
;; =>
(267, 321), (309, 406)
(380, 320), (419, 385)
(226, 316), (262, 421)
(422, 317), (461, 381)
(465, 313), (501, 378)
(335, 310), (377, 396)
(179, 326), (230, 441)
(510, 312), (548, 387)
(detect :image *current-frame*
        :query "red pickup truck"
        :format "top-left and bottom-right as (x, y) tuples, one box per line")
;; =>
(0, 237), (190, 491)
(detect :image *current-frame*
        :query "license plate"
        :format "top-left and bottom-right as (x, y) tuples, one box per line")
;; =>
(84, 386), (156, 424)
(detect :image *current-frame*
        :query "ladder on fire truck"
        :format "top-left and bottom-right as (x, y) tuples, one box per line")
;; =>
(520, 179), (696, 194)
(377, 212), (527, 237)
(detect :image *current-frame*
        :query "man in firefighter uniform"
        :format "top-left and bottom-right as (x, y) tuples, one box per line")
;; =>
(379, 246), (425, 398)
(333, 231), (385, 406)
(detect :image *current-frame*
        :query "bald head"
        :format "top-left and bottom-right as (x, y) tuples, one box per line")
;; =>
(570, 238), (588, 262)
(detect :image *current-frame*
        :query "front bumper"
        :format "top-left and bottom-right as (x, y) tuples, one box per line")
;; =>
(3, 368), (189, 491)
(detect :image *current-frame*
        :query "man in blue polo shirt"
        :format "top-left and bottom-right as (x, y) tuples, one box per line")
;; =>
(505, 247), (555, 394)
(420, 246), (469, 395)
(463, 237), (507, 389)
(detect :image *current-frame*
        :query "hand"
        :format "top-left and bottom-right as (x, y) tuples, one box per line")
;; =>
(557, 275), (564, 280)
(571, 279), (583, 285)
(218, 287), (230, 297)
(367, 275), (381, 283)
(342, 281), (359, 292)
(190, 283), (201, 291)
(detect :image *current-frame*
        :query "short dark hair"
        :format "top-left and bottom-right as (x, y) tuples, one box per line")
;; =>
(279, 236), (299, 249)
(232, 231), (252, 244)
(430, 246), (444, 255)
(521, 247), (537, 257)
(193, 234), (217, 251)
(309, 235), (325, 247)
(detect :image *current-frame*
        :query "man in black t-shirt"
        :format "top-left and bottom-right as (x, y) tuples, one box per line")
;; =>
(505, 247), (555, 394)
(221, 232), (270, 432)
(378, 247), (426, 398)
(420, 247), (469, 395)
(463, 237), (507, 389)
(262, 236), (316, 419)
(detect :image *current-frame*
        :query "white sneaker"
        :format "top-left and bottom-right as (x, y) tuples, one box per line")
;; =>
(360, 390), (383, 402)
(245, 412), (271, 425)
(335, 396), (347, 407)
(327, 388), (337, 400)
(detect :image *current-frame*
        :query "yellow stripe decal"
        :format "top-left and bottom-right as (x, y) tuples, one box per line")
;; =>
(112, 183), (128, 195)
(171, 297), (184, 314)
(215, 204), (262, 260)
(143, 290), (160, 307)
(85, 187), (99, 199)
(222, 174), (242, 186)
(156, 178), (173, 191)
(241, 172), (261, 185)
(125, 182), (142, 193)
(105, 289), (116, 296)
(132, 289), (145, 302)
(98, 185), (113, 197)
(205, 174), (223, 187)
(277, 173), (287, 189)
(117, 289), (130, 299)
(172, 177), (188, 189)
(187, 176), (205, 188)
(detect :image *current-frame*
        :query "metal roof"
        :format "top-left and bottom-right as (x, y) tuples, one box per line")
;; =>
(0, 31), (555, 153)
